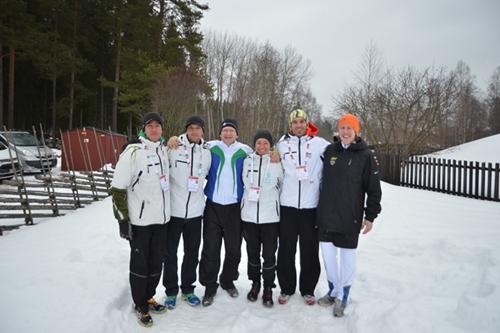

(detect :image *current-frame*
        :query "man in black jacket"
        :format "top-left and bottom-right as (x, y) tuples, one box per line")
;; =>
(316, 113), (382, 317)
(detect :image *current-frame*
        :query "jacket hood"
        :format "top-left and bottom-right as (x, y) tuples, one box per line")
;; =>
(306, 121), (319, 136)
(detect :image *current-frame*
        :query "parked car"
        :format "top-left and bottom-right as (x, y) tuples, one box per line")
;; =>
(0, 141), (22, 180)
(0, 131), (57, 173)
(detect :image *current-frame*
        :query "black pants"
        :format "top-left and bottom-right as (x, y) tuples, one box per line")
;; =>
(129, 223), (168, 312)
(277, 206), (320, 296)
(162, 216), (202, 296)
(199, 200), (242, 296)
(242, 221), (279, 288)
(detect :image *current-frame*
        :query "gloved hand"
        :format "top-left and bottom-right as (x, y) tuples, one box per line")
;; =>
(118, 221), (133, 241)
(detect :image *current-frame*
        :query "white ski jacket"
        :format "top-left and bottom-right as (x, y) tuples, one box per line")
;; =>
(168, 133), (211, 219)
(241, 153), (283, 223)
(111, 137), (170, 226)
(277, 133), (329, 209)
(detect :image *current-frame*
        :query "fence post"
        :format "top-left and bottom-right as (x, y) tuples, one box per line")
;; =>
(494, 163), (499, 201)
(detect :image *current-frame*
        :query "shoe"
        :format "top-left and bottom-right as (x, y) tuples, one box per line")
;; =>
(164, 295), (177, 310)
(278, 293), (291, 305)
(183, 293), (201, 306)
(317, 293), (335, 307)
(224, 287), (239, 298)
(262, 287), (273, 308)
(134, 306), (153, 327)
(333, 298), (346, 317)
(202, 294), (214, 307)
(303, 294), (316, 305)
(247, 283), (260, 302)
(147, 297), (167, 314)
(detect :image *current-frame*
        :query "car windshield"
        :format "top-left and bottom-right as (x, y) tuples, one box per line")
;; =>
(2, 133), (39, 146)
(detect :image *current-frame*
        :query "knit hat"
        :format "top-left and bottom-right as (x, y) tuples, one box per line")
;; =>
(338, 113), (361, 134)
(253, 129), (274, 147)
(289, 107), (309, 127)
(185, 115), (205, 131)
(219, 118), (238, 134)
(143, 112), (163, 127)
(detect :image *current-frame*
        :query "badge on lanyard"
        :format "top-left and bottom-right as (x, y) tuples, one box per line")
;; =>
(295, 165), (309, 181)
(160, 175), (169, 192)
(248, 186), (261, 202)
(187, 176), (200, 192)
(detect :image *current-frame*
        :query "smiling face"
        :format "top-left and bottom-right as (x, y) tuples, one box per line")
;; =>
(255, 138), (271, 156)
(220, 126), (238, 145)
(144, 121), (162, 142)
(338, 124), (356, 145)
(290, 117), (308, 137)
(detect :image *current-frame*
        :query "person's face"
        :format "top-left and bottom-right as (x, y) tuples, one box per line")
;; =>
(145, 121), (162, 142)
(186, 124), (203, 143)
(290, 117), (307, 137)
(255, 138), (271, 156)
(220, 126), (238, 145)
(338, 124), (356, 145)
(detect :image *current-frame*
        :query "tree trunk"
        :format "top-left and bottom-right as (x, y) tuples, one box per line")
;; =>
(69, 69), (75, 129)
(112, 28), (122, 132)
(7, 46), (15, 129)
(52, 75), (57, 137)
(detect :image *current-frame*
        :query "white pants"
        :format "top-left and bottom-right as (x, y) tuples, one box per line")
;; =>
(320, 242), (356, 301)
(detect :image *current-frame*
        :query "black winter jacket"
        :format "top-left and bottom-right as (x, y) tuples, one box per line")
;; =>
(316, 137), (382, 241)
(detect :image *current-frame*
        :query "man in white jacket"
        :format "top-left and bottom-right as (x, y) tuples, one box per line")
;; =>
(110, 112), (170, 327)
(162, 116), (211, 309)
(276, 107), (330, 306)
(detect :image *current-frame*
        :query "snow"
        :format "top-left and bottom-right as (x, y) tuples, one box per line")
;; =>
(1, 134), (500, 332)
(425, 134), (500, 164)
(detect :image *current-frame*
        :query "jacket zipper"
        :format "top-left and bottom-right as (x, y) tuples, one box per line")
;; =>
(298, 138), (302, 209)
(256, 156), (262, 223)
(131, 170), (142, 191)
(185, 145), (195, 219)
(139, 200), (145, 219)
(156, 146), (167, 223)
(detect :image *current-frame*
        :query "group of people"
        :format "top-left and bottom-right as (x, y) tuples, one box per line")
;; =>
(110, 108), (382, 327)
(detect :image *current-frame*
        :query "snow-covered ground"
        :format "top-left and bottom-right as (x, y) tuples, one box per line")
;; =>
(425, 134), (500, 164)
(1, 134), (500, 332)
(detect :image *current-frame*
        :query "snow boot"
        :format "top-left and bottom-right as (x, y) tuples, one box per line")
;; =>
(247, 283), (260, 302)
(262, 287), (273, 308)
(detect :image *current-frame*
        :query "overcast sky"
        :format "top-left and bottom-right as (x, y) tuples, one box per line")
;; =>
(200, 0), (500, 115)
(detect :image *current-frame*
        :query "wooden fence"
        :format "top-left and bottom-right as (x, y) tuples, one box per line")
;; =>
(399, 156), (500, 201)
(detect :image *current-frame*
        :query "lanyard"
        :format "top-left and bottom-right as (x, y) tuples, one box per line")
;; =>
(250, 153), (271, 186)
(287, 137), (311, 167)
(183, 142), (204, 177)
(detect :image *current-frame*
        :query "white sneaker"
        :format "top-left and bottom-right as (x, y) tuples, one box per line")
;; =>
(302, 294), (316, 305)
(278, 293), (291, 305)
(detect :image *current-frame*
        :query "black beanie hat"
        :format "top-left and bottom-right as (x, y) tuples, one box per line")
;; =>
(143, 112), (163, 127)
(185, 115), (205, 131)
(219, 118), (238, 134)
(253, 129), (274, 147)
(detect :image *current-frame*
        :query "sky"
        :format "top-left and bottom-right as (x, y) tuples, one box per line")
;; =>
(200, 0), (500, 115)
(1, 132), (500, 332)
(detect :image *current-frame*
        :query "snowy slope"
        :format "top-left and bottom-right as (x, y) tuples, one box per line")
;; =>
(1, 182), (499, 333)
(425, 134), (500, 163)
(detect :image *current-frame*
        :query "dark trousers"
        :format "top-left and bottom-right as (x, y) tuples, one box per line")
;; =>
(129, 223), (168, 312)
(199, 200), (242, 296)
(162, 216), (202, 296)
(242, 221), (279, 288)
(277, 206), (320, 296)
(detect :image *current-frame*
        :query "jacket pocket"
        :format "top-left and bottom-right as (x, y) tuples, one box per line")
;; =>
(139, 200), (145, 219)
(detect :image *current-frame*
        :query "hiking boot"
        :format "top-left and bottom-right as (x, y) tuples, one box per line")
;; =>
(317, 293), (335, 307)
(134, 306), (153, 327)
(183, 293), (201, 306)
(302, 294), (316, 305)
(147, 297), (167, 314)
(202, 294), (215, 307)
(164, 295), (177, 310)
(333, 298), (346, 317)
(278, 293), (291, 305)
(247, 283), (260, 302)
(262, 287), (273, 308)
(224, 286), (239, 298)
